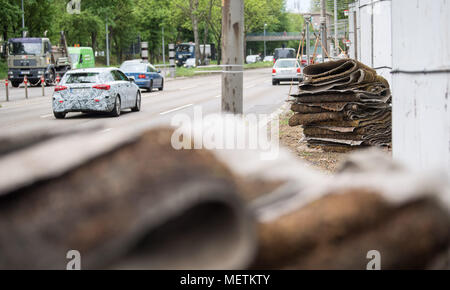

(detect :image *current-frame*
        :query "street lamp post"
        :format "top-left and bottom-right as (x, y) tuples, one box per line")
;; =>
(162, 26), (166, 73)
(21, 0), (25, 37)
(334, 0), (338, 56)
(105, 18), (110, 67)
(264, 23), (267, 58)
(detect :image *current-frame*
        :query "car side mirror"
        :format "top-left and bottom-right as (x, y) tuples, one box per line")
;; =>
(157, 70), (161, 74)
(128, 76), (135, 83)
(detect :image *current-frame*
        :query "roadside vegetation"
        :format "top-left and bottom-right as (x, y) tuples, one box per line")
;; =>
(175, 61), (273, 78)
(0, 0), (304, 67)
(0, 61), (7, 80)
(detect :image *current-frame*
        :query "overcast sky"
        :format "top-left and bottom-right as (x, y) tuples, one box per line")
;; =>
(285, 0), (311, 13)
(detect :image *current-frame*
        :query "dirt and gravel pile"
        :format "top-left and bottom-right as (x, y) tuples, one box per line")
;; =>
(289, 59), (392, 152)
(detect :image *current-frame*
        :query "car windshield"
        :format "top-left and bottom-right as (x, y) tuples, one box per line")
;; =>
(275, 49), (295, 59)
(9, 42), (42, 55)
(120, 63), (146, 72)
(275, 60), (297, 68)
(69, 53), (79, 63)
(64, 73), (100, 84)
(176, 45), (194, 53)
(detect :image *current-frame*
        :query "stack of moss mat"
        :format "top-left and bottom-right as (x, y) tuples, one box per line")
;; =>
(289, 59), (392, 152)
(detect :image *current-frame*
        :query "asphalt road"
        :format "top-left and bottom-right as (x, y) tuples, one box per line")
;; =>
(0, 68), (294, 136)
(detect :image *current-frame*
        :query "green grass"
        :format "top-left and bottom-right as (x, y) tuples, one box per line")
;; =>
(175, 67), (197, 77)
(0, 60), (7, 80)
(244, 61), (273, 69)
(175, 61), (273, 78)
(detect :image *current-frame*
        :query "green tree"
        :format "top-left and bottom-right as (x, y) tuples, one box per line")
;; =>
(0, 0), (21, 41)
(23, 0), (58, 38)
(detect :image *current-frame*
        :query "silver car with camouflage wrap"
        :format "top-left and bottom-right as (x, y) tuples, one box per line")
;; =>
(52, 67), (141, 119)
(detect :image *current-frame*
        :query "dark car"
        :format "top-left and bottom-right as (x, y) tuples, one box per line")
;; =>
(120, 60), (164, 92)
(273, 48), (296, 63)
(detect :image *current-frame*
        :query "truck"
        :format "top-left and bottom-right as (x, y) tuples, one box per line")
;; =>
(175, 43), (216, 67)
(7, 31), (72, 87)
(68, 46), (95, 69)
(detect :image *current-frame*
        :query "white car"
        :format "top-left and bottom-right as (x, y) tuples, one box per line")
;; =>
(52, 68), (141, 119)
(263, 55), (274, 62)
(184, 58), (196, 68)
(246, 55), (261, 64)
(272, 58), (302, 85)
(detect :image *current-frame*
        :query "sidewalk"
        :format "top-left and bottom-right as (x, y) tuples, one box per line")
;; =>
(0, 83), (54, 105)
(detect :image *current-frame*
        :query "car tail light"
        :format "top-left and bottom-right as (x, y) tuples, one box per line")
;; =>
(297, 67), (301, 73)
(138, 74), (146, 79)
(54, 85), (67, 92)
(92, 84), (111, 90)
(272, 68), (276, 74)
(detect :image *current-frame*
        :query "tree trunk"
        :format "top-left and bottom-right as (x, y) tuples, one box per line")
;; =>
(189, 0), (201, 67)
(91, 32), (97, 55)
(201, 0), (213, 64)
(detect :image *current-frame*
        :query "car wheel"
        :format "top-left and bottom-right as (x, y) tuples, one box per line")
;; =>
(272, 80), (278, 86)
(131, 91), (141, 112)
(158, 79), (164, 91)
(53, 112), (66, 119)
(11, 81), (21, 88)
(147, 80), (153, 92)
(45, 69), (55, 86)
(111, 95), (121, 117)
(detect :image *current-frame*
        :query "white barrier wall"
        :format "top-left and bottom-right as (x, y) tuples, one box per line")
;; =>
(391, 0), (450, 175)
(348, 0), (392, 84)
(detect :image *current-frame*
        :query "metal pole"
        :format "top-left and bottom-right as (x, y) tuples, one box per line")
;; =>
(21, 0), (25, 37)
(353, 11), (358, 60)
(24, 75), (28, 99)
(264, 23), (267, 58)
(105, 19), (110, 66)
(5, 80), (9, 102)
(306, 18), (310, 65)
(169, 44), (175, 78)
(162, 26), (166, 74)
(334, 0), (338, 56)
(41, 75), (45, 97)
(320, 0), (327, 62)
(221, 0), (244, 114)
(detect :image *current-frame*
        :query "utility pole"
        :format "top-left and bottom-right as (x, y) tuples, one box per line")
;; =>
(162, 26), (166, 73)
(334, 0), (338, 56)
(264, 23), (267, 58)
(21, 0), (25, 37)
(105, 18), (110, 66)
(320, 0), (328, 61)
(221, 0), (244, 114)
(304, 14), (311, 65)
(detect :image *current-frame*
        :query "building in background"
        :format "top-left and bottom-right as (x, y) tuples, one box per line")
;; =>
(348, 0), (392, 84)
(349, 0), (450, 176)
(285, 0), (311, 14)
(390, 0), (450, 176)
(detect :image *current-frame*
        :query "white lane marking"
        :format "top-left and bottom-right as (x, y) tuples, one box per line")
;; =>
(159, 103), (193, 115)
(100, 128), (113, 133)
(177, 85), (198, 91)
(40, 114), (53, 118)
(214, 95), (221, 98)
